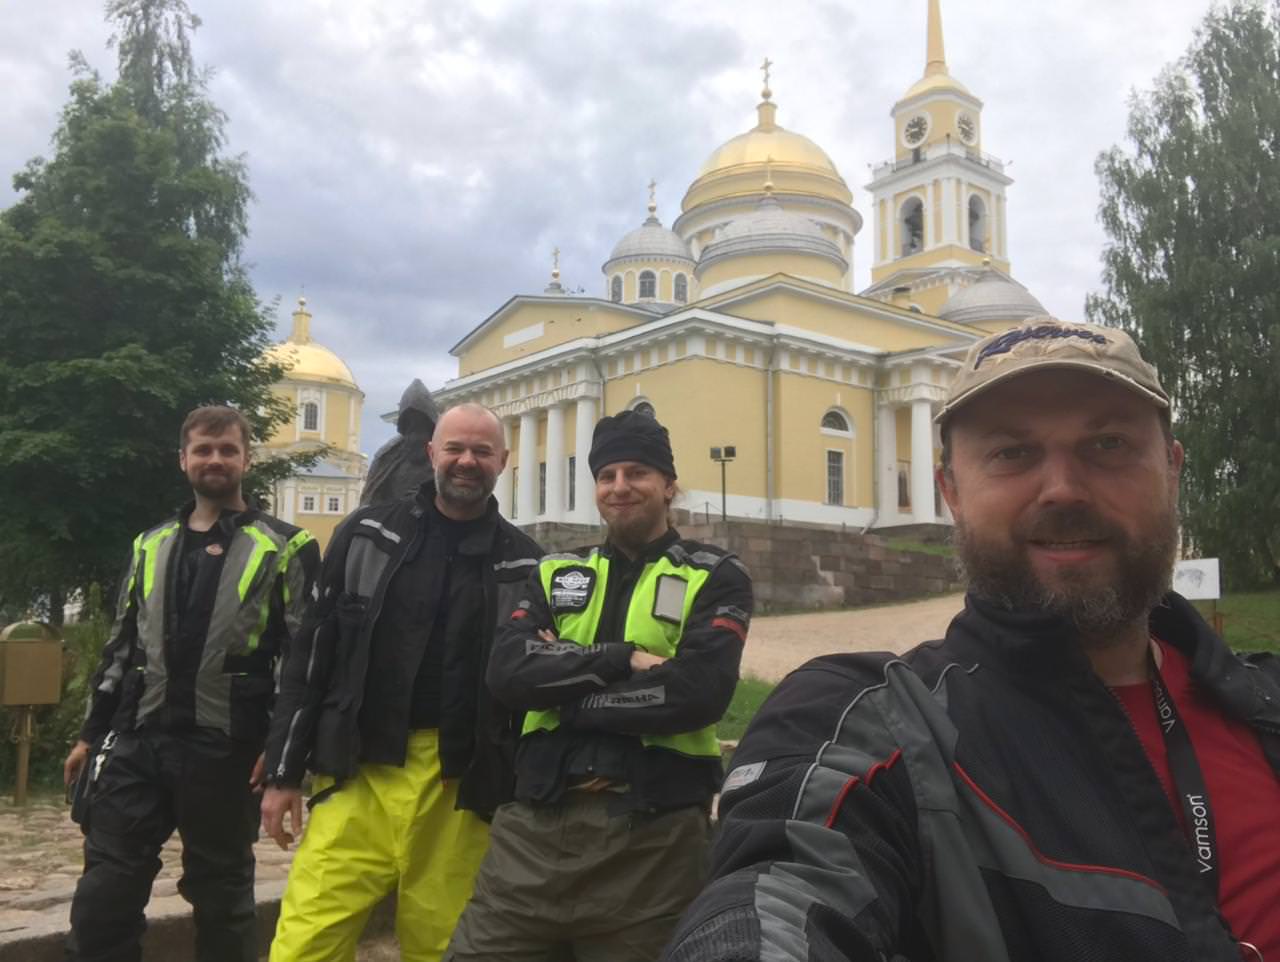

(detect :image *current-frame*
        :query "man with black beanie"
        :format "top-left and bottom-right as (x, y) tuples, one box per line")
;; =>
(446, 409), (754, 962)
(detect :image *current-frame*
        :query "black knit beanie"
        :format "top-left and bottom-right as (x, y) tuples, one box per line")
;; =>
(588, 410), (676, 479)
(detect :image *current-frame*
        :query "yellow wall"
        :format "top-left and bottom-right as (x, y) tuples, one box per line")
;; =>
(723, 289), (953, 352)
(774, 373), (874, 506)
(293, 512), (342, 549)
(604, 357), (768, 500)
(697, 252), (845, 292)
(458, 302), (643, 376)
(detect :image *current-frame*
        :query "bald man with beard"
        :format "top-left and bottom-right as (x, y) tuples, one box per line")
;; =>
(262, 403), (542, 962)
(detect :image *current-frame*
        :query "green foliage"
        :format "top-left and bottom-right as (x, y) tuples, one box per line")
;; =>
(717, 675), (775, 743)
(886, 538), (954, 558)
(0, 0), (293, 609)
(1087, 0), (1280, 587)
(1195, 588), (1280, 652)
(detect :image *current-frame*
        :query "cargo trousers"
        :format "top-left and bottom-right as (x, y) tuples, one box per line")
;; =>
(445, 792), (712, 962)
(66, 728), (260, 962)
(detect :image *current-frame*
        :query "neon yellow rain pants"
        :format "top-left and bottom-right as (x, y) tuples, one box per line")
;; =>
(270, 730), (490, 962)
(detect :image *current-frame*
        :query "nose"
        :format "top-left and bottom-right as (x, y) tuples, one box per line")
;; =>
(1035, 449), (1090, 507)
(456, 448), (478, 468)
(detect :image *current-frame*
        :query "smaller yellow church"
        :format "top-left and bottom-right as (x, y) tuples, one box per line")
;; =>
(427, 0), (1049, 534)
(259, 298), (367, 550)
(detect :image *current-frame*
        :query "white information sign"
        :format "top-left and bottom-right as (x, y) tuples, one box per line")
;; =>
(1173, 558), (1221, 601)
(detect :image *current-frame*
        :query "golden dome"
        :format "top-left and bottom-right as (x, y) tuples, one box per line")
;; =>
(901, 70), (971, 101)
(684, 96), (851, 210)
(697, 121), (840, 179)
(266, 298), (359, 389)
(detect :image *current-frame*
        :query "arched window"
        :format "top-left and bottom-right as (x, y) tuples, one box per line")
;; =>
(900, 198), (924, 256)
(302, 401), (319, 432)
(633, 400), (656, 418)
(638, 270), (656, 299)
(610, 275), (622, 302)
(821, 409), (851, 434)
(969, 196), (988, 253)
(674, 273), (688, 303)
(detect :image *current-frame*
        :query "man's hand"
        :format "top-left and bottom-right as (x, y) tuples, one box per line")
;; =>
(248, 753), (266, 793)
(630, 650), (668, 672)
(64, 740), (92, 789)
(261, 786), (305, 850)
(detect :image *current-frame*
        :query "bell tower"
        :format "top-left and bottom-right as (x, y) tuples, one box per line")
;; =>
(864, 0), (1013, 315)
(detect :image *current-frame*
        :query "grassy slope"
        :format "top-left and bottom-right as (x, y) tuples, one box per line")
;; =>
(1194, 589), (1280, 653)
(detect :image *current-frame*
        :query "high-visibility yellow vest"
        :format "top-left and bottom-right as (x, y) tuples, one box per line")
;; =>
(522, 548), (721, 759)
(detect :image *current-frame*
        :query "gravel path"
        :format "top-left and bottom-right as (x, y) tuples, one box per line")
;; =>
(740, 593), (965, 682)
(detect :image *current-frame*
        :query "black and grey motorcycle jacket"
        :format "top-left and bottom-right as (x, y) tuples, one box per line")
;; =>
(664, 592), (1280, 962)
(81, 504), (319, 746)
(264, 480), (542, 818)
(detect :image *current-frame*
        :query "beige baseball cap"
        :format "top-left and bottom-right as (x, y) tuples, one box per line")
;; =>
(936, 317), (1170, 425)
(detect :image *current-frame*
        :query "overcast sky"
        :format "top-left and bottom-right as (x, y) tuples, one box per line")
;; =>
(1, 0), (1219, 453)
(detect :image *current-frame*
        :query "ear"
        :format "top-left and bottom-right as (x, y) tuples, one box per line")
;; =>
(425, 440), (436, 467)
(497, 448), (509, 472)
(178, 446), (188, 471)
(935, 465), (961, 519)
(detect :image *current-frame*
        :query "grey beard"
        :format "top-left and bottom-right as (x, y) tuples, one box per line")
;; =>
(435, 468), (493, 508)
(953, 504), (1179, 640)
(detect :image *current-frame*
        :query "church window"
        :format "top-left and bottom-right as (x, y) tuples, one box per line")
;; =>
(900, 198), (924, 256)
(639, 271), (656, 298)
(301, 495), (317, 513)
(511, 468), (518, 519)
(897, 462), (911, 509)
(538, 462), (547, 515)
(821, 410), (851, 433)
(826, 451), (844, 506)
(633, 400), (656, 418)
(969, 196), (988, 253)
(674, 273), (688, 303)
(302, 401), (319, 432)
(611, 275), (622, 302)
(327, 495), (342, 513)
(567, 456), (576, 512)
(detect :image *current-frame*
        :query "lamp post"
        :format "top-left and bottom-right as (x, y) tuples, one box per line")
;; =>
(709, 446), (736, 522)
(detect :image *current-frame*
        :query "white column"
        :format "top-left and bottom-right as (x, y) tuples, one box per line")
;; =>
(517, 410), (538, 525)
(544, 404), (566, 522)
(877, 403), (898, 519)
(911, 396), (936, 524)
(574, 396), (599, 525)
(941, 178), (956, 245)
(496, 418), (514, 517)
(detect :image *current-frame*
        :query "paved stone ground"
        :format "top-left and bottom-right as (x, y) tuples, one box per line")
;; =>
(0, 594), (966, 959)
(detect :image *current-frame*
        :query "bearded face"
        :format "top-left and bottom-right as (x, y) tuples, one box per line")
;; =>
(938, 371), (1183, 643)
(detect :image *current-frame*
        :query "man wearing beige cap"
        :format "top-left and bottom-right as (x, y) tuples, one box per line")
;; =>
(662, 318), (1280, 962)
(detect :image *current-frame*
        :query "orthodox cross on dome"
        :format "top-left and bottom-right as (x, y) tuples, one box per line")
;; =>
(760, 57), (773, 99)
(647, 178), (657, 214)
(552, 246), (561, 278)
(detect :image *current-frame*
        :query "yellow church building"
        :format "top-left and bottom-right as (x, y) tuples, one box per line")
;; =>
(260, 297), (368, 549)
(431, 0), (1047, 532)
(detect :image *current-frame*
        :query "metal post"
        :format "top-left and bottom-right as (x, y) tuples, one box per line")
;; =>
(720, 461), (727, 521)
(13, 706), (35, 807)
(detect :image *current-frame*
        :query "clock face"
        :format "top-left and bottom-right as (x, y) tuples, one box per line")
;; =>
(957, 113), (977, 145)
(903, 114), (930, 147)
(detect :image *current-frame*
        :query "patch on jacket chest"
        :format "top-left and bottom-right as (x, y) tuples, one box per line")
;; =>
(550, 566), (596, 612)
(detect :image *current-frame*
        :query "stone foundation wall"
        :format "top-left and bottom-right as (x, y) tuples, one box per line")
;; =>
(516, 518), (961, 613)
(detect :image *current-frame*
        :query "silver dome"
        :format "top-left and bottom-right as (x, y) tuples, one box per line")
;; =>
(605, 214), (694, 265)
(939, 269), (1047, 325)
(699, 195), (845, 269)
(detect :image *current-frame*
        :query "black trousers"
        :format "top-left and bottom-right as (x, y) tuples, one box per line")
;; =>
(66, 729), (260, 962)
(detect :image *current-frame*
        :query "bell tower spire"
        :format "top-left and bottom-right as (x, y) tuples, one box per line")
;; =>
(925, 0), (947, 77)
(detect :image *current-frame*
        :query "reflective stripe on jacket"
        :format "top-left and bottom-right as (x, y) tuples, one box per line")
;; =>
(523, 549), (720, 760)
